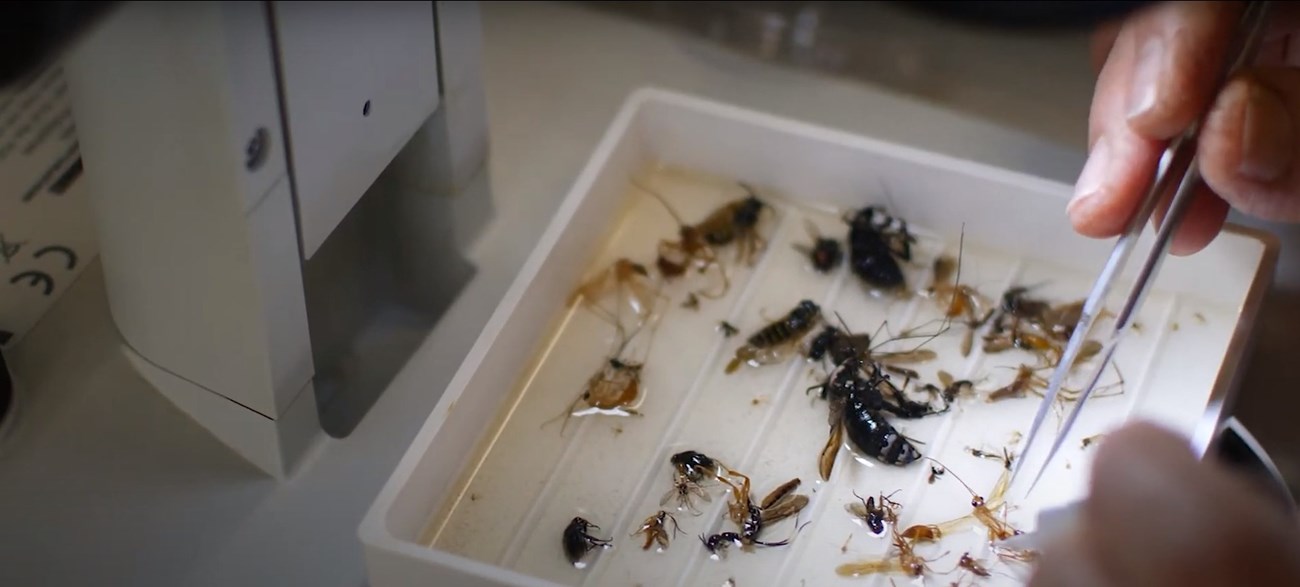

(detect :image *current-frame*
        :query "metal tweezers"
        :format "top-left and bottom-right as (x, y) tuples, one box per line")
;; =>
(1010, 0), (1276, 496)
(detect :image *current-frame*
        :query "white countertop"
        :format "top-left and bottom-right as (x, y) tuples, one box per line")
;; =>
(4, 3), (1294, 587)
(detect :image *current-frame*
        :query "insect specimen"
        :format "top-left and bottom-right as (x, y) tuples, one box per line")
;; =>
(696, 183), (770, 266)
(632, 510), (682, 551)
(983, 286), (1106, 368)
(835, 523), (945, 578)
(933, 370), (976, 405)
(754, 478), (810, 530)
(815, 355), (926, 480)
(956, 553), (992, 577)
(671, 450), (736, 484)
(985, 361), (1123, 407)
(818, 418), (844, 482)
(544, 321), (652, 436)
(568, 258), (665, 339)
(718, 321), (739, 338)
(846, 491), (900, 536)
(1081, 433), (1105, 449)
(663, 475), (712, 515)
(899, 523), (943, 543)
(563, 517), (612, 568)
(705, 477), (809, 555)
(793, 219), (843, 273)
(846, 206), (916, 293)
(682, 293), (700, 310)
(928, 464), (946, 484)
(726, 299), (822, 374)
(965, 447), (1015, 470)
(547, 287), (670, 436)
(930, 458), (1022, 542)
(662, 450), (748, 514)
(839, 460), (1023, 579)
(637, 179), (770, 299)
(699, 532), (747, 558)
(804, 325), (937, 371)
(986, 364), (1046, 403)
(927, 253), (994, 357)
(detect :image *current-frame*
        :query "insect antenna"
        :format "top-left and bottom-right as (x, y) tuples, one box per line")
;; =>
(630, 176), (688, 228)
(923, 457), (981, 501)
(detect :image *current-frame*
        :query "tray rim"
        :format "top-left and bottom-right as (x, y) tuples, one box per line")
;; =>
(359, 85), (1279, 586)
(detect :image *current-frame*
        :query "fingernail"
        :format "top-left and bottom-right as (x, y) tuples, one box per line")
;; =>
(1127, 36), (1164, 121)
(1239, 83), (1293, 182)
(1070, 137), (1111, 212)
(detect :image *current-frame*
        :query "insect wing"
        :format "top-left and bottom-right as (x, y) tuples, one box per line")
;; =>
(759, 494), (810, 526)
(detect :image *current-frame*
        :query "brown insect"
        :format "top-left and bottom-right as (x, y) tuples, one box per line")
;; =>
(631, 510), (683, 551)
(707, 477), (810, 555)
(965, 446), (1015, 470)
(928, 464), (945, 484)
(726, 300), (822, 374)
(986, 359), (1122, 406)
(931, 458), (1022, 542)
(898, 524), (942, 543)
(692, 182), (771, 267)
(956, 553), (992, 577)
(636, 179), (770, 299)
(819, 418), (844, 481)
(568, 258), (665, 338)
(835, 523), (947, 578)
(757, 478), (811, 526)
(983, 287), (1107, 370)
(927, 254), (994, 357)
(986, 364), (1046, 402)
(718, 321), (739, 338)
(1081, 433), (1105, 449)
(545, 356), (645, 436)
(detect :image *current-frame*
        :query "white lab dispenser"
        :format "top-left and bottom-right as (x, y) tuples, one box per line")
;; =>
(62, 1), (491, 478)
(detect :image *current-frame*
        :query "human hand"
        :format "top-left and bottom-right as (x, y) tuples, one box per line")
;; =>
(1027, 420), (1300, 587)
(1073, 1), (1300, 256)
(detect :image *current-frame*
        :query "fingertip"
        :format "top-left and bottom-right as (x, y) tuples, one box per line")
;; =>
(1085, 421), (1204, 584)
(1091, 420), (1194, 484)
(1068, 192), (1123, 239)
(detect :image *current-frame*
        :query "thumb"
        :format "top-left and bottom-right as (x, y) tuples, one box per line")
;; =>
(1081, 421), (1300, 587)
(1199, 67), (1300, 222)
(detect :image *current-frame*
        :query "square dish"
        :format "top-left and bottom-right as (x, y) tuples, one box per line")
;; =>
(359, 88), (1276, 587)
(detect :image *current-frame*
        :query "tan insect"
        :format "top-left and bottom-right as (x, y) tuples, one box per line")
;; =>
(927, 255), (994, 357)
(545, 357), (644, 436)
(726, 300), (822, 374)
(633, 178), (771, 300)
(835, 523), (948, 579)
(569, 258), (665, 339)
(631, 510), (683, 551)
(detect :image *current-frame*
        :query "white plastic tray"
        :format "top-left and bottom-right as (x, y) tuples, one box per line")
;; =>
(360, 88), (1275, 587)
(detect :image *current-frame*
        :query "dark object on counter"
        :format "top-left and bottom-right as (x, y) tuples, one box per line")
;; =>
(0, 2), (120, 88)
(902, 1), (1156, 32)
